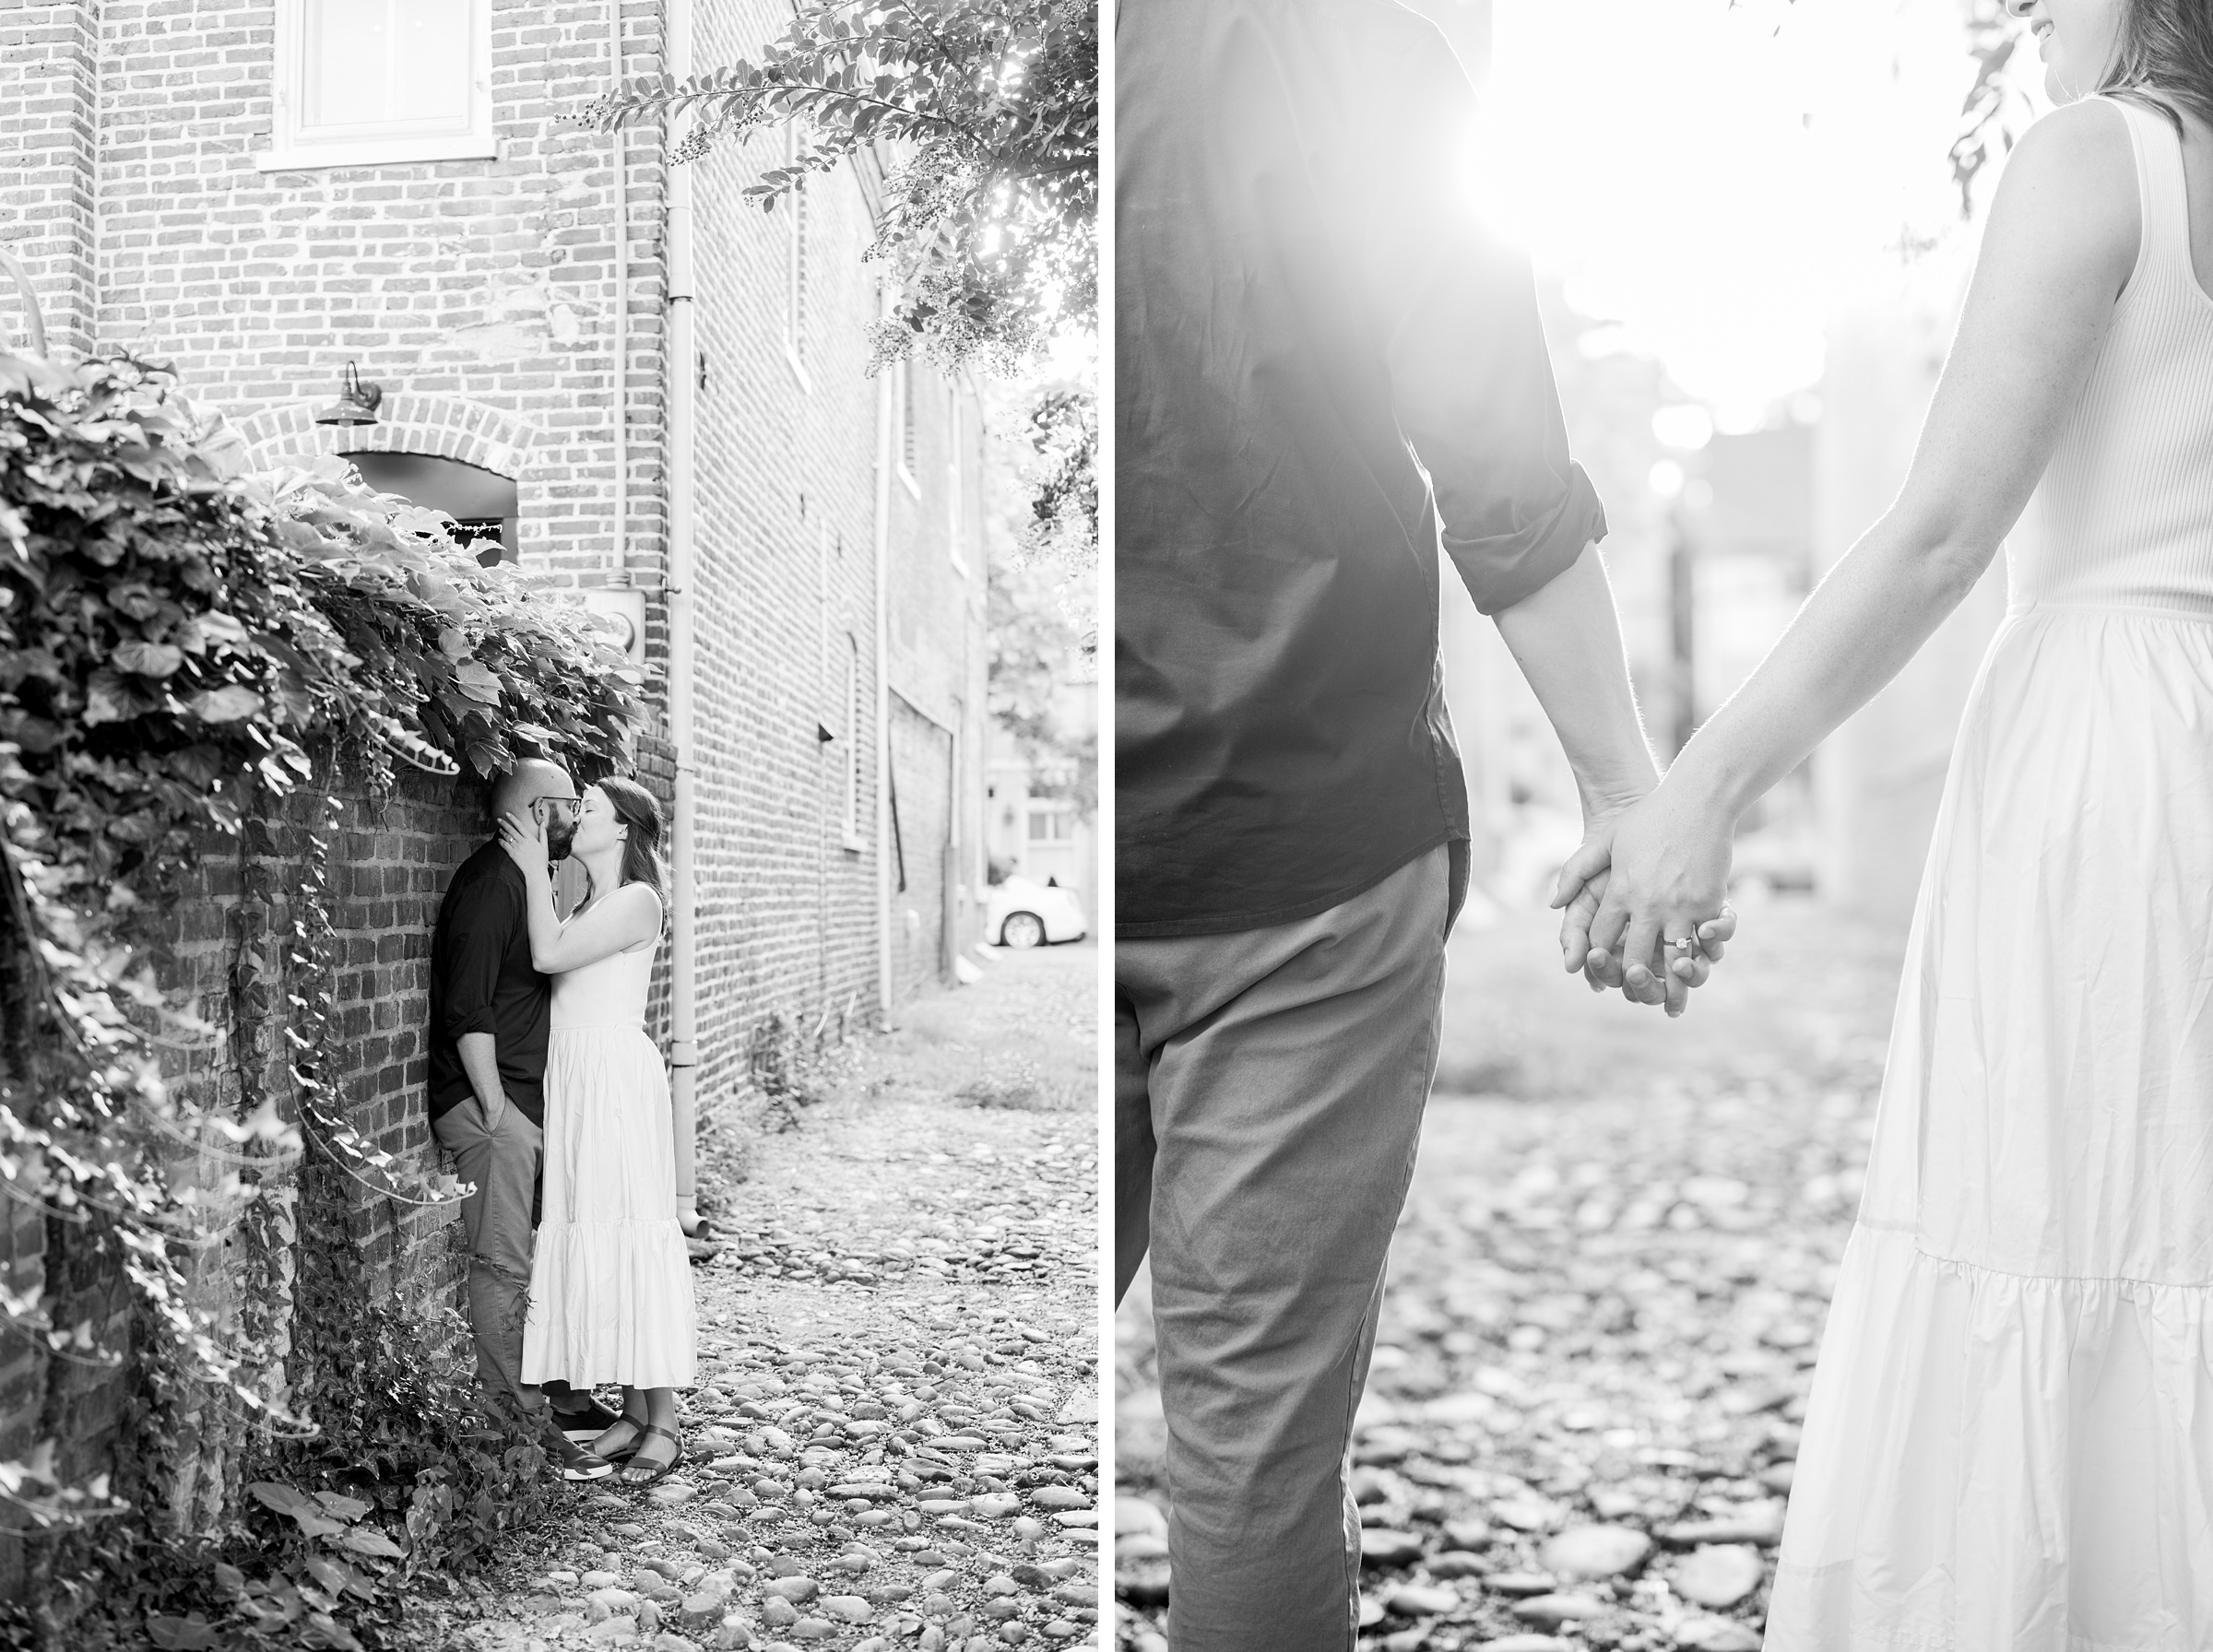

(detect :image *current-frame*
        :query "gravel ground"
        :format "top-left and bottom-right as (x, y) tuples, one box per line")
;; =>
(1115, 896), (1910, 1652)
(405, 943), (1102, 1652)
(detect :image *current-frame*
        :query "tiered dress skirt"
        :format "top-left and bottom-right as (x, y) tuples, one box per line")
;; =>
(520, 1020), (697, 1391)
(1766, 605), (2213, 1652)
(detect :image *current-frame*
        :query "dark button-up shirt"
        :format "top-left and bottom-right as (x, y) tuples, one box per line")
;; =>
(428, 843), (548, 1129)
(1116, 0), (1608, 938)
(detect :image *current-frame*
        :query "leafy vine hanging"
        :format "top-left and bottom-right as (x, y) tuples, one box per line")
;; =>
(0, 348), (645, 1592)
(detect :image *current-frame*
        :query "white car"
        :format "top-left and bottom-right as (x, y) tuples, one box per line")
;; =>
(987, 877), (1089, 948)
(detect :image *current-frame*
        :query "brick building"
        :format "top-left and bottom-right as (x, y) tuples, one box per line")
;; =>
(6, 0), (989, 1063)
(1, 0), (991, 1563)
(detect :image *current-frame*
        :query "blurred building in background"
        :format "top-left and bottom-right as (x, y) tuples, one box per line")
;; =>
(1443, 266), (2013, 929)
(1426, 0), (2033, 932)
(985, 667), (1098, 926)
(1812, 263), (2009, 923)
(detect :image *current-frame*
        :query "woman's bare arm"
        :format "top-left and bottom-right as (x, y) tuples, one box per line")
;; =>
(496, 813), (663, 974)
(1563, 98), (2141, 994)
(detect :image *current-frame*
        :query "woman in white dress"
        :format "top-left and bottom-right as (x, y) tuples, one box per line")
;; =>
(1554, 0), (2213, 1644)
(500, 776), (697, 1487)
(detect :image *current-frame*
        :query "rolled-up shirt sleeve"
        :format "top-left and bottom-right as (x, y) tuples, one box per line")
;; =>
(1374, 47), (1608, 615)
(439, 877), (512, 1044)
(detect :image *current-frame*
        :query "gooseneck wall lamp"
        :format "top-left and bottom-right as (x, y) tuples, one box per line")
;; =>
(313, 360), (384, 428)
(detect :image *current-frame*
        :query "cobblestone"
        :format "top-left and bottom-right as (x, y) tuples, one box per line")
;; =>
(1116, 897), (1907, 1651)
(420, 948), (1102, 1652)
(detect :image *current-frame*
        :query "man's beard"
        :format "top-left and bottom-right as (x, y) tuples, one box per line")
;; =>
(545, 820), (578, 861)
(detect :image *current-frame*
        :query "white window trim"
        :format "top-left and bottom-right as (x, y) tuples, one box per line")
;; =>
(841, 631), (866, 853)
(783, 130), (813, 393)
(893, 360), (922, 500)
(257, 0), (497, 173)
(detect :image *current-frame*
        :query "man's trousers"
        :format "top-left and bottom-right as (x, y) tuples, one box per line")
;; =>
(1116, 844), (1456, 1652)
(431, 1095), (543, 1410)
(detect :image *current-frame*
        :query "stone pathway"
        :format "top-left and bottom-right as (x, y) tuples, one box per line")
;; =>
(1115, 897), (1909, 1651)
(412, 945), (1102, 1652)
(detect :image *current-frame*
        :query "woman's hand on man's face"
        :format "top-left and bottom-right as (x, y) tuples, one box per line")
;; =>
(496, 808), (549, 877)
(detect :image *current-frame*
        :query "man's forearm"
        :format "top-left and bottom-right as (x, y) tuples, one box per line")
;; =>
(1492, 542), (1658, 813)
(456, 1032), (506, 1129)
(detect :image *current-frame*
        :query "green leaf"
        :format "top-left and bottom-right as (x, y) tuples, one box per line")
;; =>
(82, 668), (143, 725)
(112, 640), (184, 678)
(337, 1526), (405, 1559)
(188, 684), (264, 723)
(451, 660), (505, 703)
(248, 1481), (316, 1517)
(314, 1489), (373, 1522)
(146, 1613), (225, 1650)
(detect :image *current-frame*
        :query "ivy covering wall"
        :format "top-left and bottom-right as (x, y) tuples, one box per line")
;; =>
(0, 352), (649, 1648)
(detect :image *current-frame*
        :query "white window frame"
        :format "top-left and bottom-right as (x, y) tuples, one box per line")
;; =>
(946, 385), (969, 578)
(784, 126), (812, 392)
(893, 360), (921, 499)
(842, 632), (866, 851)
(258, 0), (497, 173)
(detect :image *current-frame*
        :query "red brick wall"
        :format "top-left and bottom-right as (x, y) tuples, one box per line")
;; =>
(0, 765), (501, 1594)
(0, 0), (100, 358)
(2, 0), (994, 1572)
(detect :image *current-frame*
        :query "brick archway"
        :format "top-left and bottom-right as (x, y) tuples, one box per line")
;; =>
(231, 393), (541, 482)
(231, 393), (551, 562)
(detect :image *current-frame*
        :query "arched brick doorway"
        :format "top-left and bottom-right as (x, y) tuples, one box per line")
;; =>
(348, 451), (517, 565)
(230, 393), (541, 563)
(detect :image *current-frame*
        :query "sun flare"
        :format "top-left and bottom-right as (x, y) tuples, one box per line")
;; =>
(1465, 0), (2003, 425)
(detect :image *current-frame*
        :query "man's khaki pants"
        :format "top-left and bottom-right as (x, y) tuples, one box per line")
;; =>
(431, 1096), (542, 1409)
(1116, 844), (1456, 1652)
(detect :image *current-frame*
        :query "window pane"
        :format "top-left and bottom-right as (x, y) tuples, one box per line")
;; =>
(302, 0), (472, 134)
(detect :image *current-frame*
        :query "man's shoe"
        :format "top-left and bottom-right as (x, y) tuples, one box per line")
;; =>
(541, 1424), (614, 1481)
(547, 1393), (623, 1444)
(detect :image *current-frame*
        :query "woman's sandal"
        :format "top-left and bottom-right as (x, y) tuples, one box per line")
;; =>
(617, 1423), (684, 1488)
(593, 1415), (650, 1465)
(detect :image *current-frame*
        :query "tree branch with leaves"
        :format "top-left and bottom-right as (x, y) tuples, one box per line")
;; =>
(582, 0), (1095, 377)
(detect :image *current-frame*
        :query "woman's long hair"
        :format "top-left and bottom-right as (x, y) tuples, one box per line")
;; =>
(2103, 0), (2213, 132)
(589, 775), (669, 921)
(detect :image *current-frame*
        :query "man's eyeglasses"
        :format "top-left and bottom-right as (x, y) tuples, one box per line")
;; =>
(527, 796), (582, 823)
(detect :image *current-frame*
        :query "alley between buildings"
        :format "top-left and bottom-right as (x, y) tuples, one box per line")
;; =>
(413, 947), (1102, 1652)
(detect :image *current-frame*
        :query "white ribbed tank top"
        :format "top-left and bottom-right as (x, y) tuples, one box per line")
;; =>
(2011, 97), (2213, 617)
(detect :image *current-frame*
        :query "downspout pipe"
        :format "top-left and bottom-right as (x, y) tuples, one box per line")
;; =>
(873, 290), (895, 1030)
(610, 0), (630, 583)
(665, 0), (701, 1206)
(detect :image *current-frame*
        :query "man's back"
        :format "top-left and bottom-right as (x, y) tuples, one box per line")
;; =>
(1116, 0), (1604, 938)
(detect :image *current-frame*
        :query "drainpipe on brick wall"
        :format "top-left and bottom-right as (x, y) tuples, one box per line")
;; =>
(609, 0), (630, 583)
(664, 0), (701, 1202)
(873, 289), (896, 1030)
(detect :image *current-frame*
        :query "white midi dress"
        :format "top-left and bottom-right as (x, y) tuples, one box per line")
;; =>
(519, 931), (697, 1390)
(1766, 99), (2213, 1652)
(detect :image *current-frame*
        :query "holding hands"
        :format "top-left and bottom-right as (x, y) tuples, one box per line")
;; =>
(1551, 780), (1738, 1018)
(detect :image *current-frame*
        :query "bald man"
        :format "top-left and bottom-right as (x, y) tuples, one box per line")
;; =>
(427, 758), (613, 1478)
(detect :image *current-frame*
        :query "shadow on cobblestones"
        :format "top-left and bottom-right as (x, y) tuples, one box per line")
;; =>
(1117, 897), (1910, 1652)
